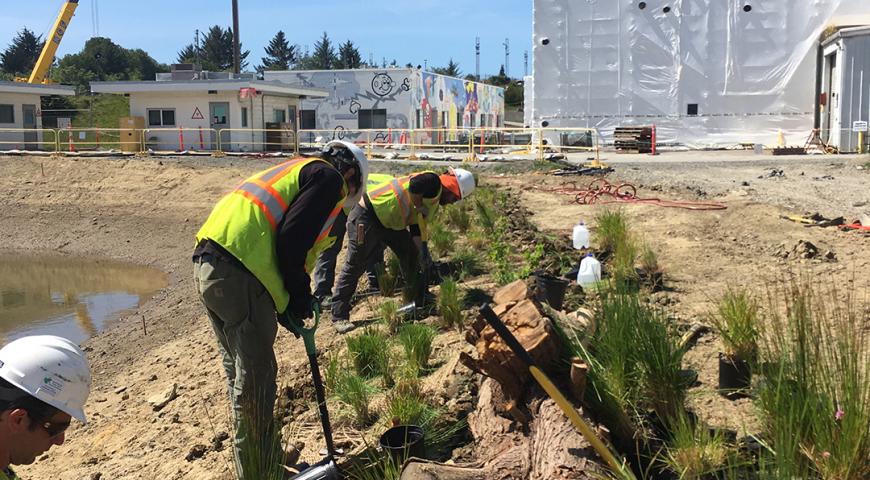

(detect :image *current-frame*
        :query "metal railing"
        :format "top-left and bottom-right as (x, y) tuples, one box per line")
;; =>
(2, 126), (866, 157)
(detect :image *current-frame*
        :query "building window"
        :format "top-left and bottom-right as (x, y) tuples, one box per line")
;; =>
(441, 111), (448, 128)
(358, 108), (387, 129)
(273, 109), (286, 123)
(300, 110), (316, 129)
(416, 109), (421, 129)
(241, 107), (248, 127)
(0, 105), (13, 124)
(480, 114), (486, 127)
(147, 108), (175, 127)
(687, 104), (699, 116)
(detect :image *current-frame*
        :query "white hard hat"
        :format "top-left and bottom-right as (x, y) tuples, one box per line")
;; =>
(450, 167), (475, 199)
(325, 140), (369, 210)
(0, 335), (91, 423)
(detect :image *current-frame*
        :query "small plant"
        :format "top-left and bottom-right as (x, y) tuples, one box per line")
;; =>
(380, 299), (401, 334)
(398, 324), (437, 372)
(488, 218), (519, 286)
(612, 236), (639, 292)
(473, 197), (497, 234)
(445, 203), (471, 232)
(639, 243), (663, 288)
(429, 220), (456, 258)
(594, 210), (629, 254)
(334, 371), (377, 427)
(451, 246), (483, 279)
(384, 390), (438, 427)
(710, 287), (759, 362)
(375, 252), (401, 297)
(437, 277), (464, 331)
(324, 351), (345, 396)
(659, 412), (734, 479)
(346, 328), (391, 379)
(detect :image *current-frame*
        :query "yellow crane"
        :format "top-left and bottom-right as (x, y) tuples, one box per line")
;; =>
(18, 0), (79, 84)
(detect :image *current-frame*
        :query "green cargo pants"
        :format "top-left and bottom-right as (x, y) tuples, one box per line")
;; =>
(193, 252), (279, 479)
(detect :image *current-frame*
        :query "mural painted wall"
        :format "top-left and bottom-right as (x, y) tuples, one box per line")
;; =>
(264, 69), (504, 143)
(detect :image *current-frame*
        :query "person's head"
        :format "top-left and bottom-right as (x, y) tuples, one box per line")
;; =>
(438, 167), (475, 205)
(0, 336), (91, 467)
(321, 141), (370, 209)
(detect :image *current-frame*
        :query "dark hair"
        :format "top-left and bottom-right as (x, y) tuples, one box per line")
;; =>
(0, 377), (59, 426)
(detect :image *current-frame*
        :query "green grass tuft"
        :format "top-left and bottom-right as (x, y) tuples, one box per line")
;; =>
(398, 324), (438, 372)
(437, 277), (464, 331)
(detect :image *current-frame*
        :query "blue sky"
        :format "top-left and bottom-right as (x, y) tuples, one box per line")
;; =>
(1, 0), (532, 78)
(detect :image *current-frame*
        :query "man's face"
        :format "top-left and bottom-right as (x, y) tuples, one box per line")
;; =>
(439, 189), (459, 205)
(7, 409), (70, 465)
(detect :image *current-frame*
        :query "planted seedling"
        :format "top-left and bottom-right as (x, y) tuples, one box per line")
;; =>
(334, 371), (378, 427)
(594, 209), (629, 255)
(398, 324), (437, 372)
(375, 251), (402, 297)
(639, 243), (664, 290)
(346, 328), (391, 379)
(710, 288), (758, 396)
(437, 277), (463, 331)
(380, 299), (401, 335)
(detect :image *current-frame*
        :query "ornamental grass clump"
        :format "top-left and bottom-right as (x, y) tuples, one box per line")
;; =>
(445, 202), (471, 232)
(346, 328), (390, 379)
(380, 299), (401, 335)
(437, 276), (463, 331)
(594, 209), (629, 255)
(398, 324), (437, 372)
(375, 252), (401, 297)
(754, 277), (869, 479)
(710, 287), (759, 363)
(334, 371), (377, 427)
(659, 412), (735, 479)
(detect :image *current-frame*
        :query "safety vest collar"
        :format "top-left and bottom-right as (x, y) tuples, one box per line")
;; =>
(230, 157), (309, 231)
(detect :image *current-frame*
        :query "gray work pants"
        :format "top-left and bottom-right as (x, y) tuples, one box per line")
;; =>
(312, 210), (382, 299)
(193, 254), (278, 480)
(331, 204), (418, 321)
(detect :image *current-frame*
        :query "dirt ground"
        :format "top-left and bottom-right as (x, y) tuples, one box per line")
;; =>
(0, 151), (868, 479)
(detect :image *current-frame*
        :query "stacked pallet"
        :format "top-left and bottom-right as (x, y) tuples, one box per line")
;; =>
(613, 126), (653, 153)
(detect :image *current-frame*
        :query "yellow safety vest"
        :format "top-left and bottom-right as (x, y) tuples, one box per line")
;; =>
(0, 468), (20, 480)
(196, 158), (345, 313)
(367, 171), (440, 231)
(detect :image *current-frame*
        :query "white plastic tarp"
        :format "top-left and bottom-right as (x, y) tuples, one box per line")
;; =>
(531, 0), (866, 147)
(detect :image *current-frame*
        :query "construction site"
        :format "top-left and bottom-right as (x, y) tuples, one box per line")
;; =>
(1, 1), (869, 480)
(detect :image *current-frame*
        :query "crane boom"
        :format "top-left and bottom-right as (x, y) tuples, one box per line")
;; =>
(27, 0), (79, 84)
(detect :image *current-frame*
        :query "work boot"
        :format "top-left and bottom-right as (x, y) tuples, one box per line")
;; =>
(332, 319), (356, 334)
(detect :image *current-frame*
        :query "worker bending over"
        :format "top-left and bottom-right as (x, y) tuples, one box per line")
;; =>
(192, 141), (368, 479)
(330, 167), (475, 333)
(0, 335), (91, 480)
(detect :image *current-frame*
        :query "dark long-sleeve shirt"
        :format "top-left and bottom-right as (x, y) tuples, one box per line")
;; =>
(194, 161), (344, 311)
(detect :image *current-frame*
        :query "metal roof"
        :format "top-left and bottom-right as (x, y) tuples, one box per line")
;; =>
(89, 79), (328, 98)
(0, 81), (76, 96)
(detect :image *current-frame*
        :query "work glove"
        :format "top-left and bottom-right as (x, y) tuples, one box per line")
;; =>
(419, 242), (435, 275)
(276, 311), (303, 338)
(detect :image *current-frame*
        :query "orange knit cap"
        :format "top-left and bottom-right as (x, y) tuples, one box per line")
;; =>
(439, 173), (461, 198)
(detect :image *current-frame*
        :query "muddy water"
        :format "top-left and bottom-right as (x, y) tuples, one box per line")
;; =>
(0, 253), (166, 345)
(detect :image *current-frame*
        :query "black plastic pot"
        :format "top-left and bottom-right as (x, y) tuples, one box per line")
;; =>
(532, 272), (569, 310)
(718, 353), (751, 398)
(379, 424), (425, 465)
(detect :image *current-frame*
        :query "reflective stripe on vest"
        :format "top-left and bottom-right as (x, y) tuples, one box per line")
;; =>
(233, 158), (306, 229)
(369, 175), (413, 225)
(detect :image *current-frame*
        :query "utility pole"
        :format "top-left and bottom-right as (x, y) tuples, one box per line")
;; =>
(231, 0), (241, 74)
(195, 29), (201, 64)
(503, 38), (510, 77)
(475, 37), (480, 80)
(524, 50), (529, 77)
(424, 59), (428, 71)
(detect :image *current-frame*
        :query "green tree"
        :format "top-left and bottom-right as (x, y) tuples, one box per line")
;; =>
(0, 28), (44, 76)
(337, 40), (361, 69)
(177, 26), (249, 71)
(432, 58), (461, 77)
(260, 30), (297, 71)
(310, 32), (337, 70)
(487, 65), (510, 87)
(54, 37), (168, 93)
(505, 80), (524, 108)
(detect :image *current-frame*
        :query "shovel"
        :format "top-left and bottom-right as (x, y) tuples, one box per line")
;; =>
(287, 304), (341, 480)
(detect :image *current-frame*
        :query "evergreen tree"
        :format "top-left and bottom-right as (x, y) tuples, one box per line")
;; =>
(177, 26), (249, 71)
(53, 37), (168, 93)
(310, 32), (337, 70)
(261, 30), (297, 71)
(337, 40), (361, 69)
(0, 28), (45, 76)
(487, 65), (510, 87)
(432, 58), (461, 77)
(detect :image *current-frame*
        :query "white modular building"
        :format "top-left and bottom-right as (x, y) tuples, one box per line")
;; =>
(0, 81), (75, 151)
(820, 25), (870, 153)
(91, 66), (327, 152)
(264, 68), (505, 145)
(529, 0), (868, 147)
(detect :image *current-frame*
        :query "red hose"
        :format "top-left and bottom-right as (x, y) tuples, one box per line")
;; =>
(537, 179), (727, 211)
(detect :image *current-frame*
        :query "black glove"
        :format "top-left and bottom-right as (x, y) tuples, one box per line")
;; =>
(276, 311), (302, 337)
(287, 293), (315, 321)
(419, 242), (435, 274)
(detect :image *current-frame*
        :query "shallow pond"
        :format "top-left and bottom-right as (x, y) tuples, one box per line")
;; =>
(0, 253), (166, 345)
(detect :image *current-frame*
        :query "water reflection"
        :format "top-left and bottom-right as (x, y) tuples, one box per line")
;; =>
(0, 253), (166, 344)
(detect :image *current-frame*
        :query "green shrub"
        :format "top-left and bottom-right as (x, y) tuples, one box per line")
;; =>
(334, 371), (377, 427)
(429, 220), (456, 258)
(451, 246), (483, 279)
(375, 251), (402, 297)
(445, 203), (471, 232)
(594, 210), (629, 254)
(380, 299), (402, 335)
(659, 412), (735, 479)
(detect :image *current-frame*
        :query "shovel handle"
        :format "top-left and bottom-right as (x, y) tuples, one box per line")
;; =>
(289, 301), (321, 356)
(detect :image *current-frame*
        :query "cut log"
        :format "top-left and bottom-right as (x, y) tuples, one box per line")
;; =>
(492, 279), (529, 305)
